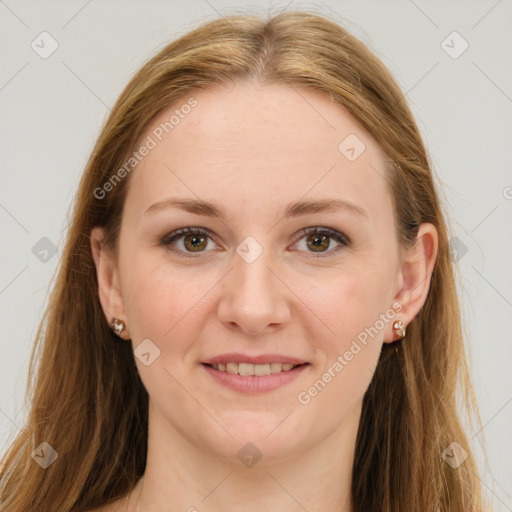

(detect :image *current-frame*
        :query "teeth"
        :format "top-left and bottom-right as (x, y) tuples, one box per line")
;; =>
(254, 363), (270, 376)
(210, 362), (299, 376)
(270, 362), (283, 374)
(238, 363), (254, 376)
(226, 362), (238, 374)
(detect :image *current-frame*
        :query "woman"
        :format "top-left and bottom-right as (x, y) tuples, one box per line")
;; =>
(0, 10), (483, 512)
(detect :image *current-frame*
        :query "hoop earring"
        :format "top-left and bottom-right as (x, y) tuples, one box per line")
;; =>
(392, 320), (406, 340)
(110, 318), (125, 337)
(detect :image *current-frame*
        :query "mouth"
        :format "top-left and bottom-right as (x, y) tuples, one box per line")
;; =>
(202, 362), (306, 376)
(200, 355), (310, 394)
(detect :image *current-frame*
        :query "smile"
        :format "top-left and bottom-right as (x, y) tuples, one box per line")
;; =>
(207, 362), (300, 376)
(201, 362), (309, 394)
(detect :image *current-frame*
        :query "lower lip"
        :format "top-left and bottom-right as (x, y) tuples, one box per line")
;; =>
(201, 363), (309, 394)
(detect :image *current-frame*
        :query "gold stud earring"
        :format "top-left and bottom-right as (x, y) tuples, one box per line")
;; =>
(110, 318), (125, 337)
(392, 320), (406, 340)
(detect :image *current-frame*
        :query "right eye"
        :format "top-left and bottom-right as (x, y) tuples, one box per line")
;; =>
(160, 227), (219, 257)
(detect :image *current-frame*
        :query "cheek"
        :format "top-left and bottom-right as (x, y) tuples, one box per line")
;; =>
(294, 267), (390, 420)
(119, 251), (223, 353)
(301, 259), (391, 344)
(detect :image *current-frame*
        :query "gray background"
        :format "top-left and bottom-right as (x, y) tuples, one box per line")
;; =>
(1, 0), (511, 509)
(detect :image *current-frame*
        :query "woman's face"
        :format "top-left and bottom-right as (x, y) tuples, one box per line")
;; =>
(97, 82), (410, 462)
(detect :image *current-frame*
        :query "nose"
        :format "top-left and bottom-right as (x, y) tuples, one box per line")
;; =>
(217, 244), (291, 335)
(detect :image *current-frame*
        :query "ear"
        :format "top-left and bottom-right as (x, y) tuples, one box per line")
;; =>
(384, 223), (438, 343)
(90, 227), (131, 340)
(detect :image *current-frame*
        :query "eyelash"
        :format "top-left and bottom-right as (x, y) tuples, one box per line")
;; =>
(160, 226), (350, 259)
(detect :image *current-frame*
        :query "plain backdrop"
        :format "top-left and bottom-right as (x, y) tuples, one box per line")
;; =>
(1, 0), (511, 509)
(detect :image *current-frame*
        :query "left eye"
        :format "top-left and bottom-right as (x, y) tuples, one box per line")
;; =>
(292, 227), (350, 258)
(161, 226), (350, 258)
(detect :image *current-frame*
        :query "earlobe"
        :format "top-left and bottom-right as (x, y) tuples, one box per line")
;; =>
(90, 227), (130, 339)
(384, 223), (438, 344)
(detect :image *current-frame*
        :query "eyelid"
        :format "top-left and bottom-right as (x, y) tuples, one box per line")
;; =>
(294, 226), (350, 247)
(160, 226), (350, 258)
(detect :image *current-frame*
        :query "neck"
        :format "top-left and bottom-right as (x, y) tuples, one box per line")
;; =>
(128, 402), (360, 512)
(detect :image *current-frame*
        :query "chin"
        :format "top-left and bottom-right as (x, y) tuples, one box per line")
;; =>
(204, 411), (312, 465)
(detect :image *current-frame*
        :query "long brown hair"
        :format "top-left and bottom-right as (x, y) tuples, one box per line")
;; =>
(0, 11), (483, 511)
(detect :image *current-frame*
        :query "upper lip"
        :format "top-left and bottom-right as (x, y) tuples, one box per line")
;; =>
(202, 353), (308, 365)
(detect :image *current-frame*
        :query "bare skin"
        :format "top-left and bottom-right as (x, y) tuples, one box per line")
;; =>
(90, 81), (437, 511)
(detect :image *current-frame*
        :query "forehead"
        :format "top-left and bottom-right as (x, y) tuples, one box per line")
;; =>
(126, 82), (392, 223)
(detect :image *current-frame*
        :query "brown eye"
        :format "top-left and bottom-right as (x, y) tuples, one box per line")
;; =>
(306, 233), (330, 252)
(183, 233), (208, 252)
(162, 226), (350, 259)
(294, 227), (350, 258)
(161, 227), (216, 257)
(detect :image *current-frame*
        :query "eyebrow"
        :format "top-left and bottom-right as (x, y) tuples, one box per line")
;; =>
(144, 197), (368, 219)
